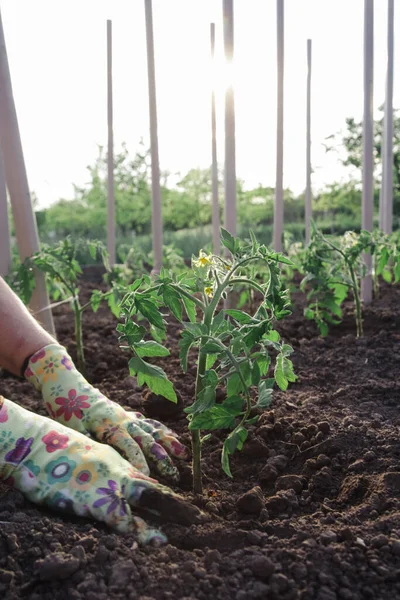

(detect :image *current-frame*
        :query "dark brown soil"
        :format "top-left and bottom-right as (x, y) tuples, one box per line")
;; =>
(1, 277), (400, 600)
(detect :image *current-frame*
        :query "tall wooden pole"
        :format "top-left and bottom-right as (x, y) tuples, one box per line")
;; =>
(380, 0), (394, 234)
(273, 0), (284, 252)
(144, 0), (163, 273)
(0, 149), (11, 276)
(0, 9), (54, 334)
(305, 39), (312, 244)
(210, 23), (220, 255)
(223, 0), (237, 238)
(107, 20), (116, 266)
(362, 0), (374, 304)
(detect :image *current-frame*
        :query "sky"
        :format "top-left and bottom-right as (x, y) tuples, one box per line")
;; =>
(1, 0), (399, 208)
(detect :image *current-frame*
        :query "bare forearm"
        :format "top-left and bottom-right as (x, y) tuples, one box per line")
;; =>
(0, 277), (55, 376)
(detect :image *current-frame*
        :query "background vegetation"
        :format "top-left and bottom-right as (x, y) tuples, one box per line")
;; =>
(9, 110), (400, 262)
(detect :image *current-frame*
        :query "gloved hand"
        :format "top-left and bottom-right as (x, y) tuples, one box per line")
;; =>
(25, 344), (185, 481)
(0, 395), (203, 540)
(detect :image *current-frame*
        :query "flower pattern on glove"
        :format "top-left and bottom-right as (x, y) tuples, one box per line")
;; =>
(54, 389), (90, 421)
(93, 480), (128, 516)
(45, 456), (77, 484)
(5, 437), (33, 465)
(42, 431), (69, 453)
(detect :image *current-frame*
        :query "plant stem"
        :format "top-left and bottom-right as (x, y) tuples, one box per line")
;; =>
(347, 261), (363, 337)
(321, 235), (364, 337)
(73, 299), (86, 377)
(192, 349), (206, 495)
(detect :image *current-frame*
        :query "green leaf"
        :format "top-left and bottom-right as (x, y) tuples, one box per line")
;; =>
(304, 307), (314, 320)
(318, 321), (329, 336)
(227, 372), (242, 396)
(246, 415), (259, 425)
(256, 354), (271, 376)
(281, 344), (294, 357)
(243, 322), (268, 348)
(225, 309), (254, 324)
(257, 378), (275, 408)
(108, 288), (121, 318)
(90, 290), (102, 313)
(206, 353), (218, 370)
(185, 384), (216, 416)
(189, 396), (243, 430)
(179, 331), (195, 372)
(129, 357), (177, 402)
(150, 323), (167, 343)
(135, 341), (170, 358)
(249, 229), (259, 253)
(211, 309), (225, 334)
(135, 297), (164, 330)
(273, 253), (295, 266)
(264, 329), (280, 342)
(222, 427), (248, 477)
(382, 269), (392, 284)
(163, 286), (183, 321)
(118, 320), (146, 346)
(182, 295), (197, 323)
(220, 228), (236, 254)
(274, 354), (287, 391)
(88, 242), (97, 260)
(201, 341), (222, 354)
(252, 360), (261, 385)
(223, 395), (244, 412)
(377, 248), (389, 275)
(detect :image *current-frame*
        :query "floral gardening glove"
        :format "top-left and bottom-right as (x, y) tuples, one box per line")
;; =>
(25, 344), (186, 481)
(0, 396), (204, 539)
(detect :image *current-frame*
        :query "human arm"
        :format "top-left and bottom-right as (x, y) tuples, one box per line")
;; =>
(0, 276), (54, 376)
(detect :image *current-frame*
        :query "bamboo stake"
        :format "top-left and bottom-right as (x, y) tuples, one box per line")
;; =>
(0, 149), (11, 276)
(210, 22), (220, 255)
(107, 20), (116, 266)
(0, 9), (54, 334)
(361, 0), (374, 304)
(223, 0), (237, 238)
(305, 39), (312, 245)
(273, 0), (284, 252)
(380, 0), (394, 234)
(144, 0), (163, 273)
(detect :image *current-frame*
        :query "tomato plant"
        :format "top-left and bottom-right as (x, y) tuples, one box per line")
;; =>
(117, 229), (296, 494)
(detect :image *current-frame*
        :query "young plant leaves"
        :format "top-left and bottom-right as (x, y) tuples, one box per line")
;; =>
(135, 297), (165, 330)
(221, 426), (248, 477)
(134, 341), (170, 358)
(129, 357), (177, 402)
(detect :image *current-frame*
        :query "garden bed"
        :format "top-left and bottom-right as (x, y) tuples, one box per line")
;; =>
(0, 279), (399, 600)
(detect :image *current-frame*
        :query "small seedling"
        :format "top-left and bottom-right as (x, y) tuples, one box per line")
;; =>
(117, 229), (296, 494)
(15, 238), (120, 377)
(301, 227), (375, 337)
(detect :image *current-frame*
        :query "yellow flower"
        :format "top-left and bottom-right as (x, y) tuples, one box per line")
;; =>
(205, 287), (213, 297)
(193, 250), (213, 268)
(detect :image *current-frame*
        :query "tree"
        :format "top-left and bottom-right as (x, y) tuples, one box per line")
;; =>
(326, 107), (400, 215)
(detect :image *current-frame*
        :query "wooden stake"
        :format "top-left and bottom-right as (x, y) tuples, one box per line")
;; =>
(210, 23), (221, 255)
(0, 149), (11, 276)
(361, 0), (374, 304)
(305, 39), (312, 245)
(144, 0), (163, 273)
(107, 20), (116, 266)
(380, 0), (394, 234)
(0, 9), (55, 334)
(223, 0), (237, 238)
(273, 0), (284, 252)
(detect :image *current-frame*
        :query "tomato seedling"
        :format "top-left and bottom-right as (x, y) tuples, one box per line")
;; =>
(117, 229), (296, 494)
(14, 238), (120, 377)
